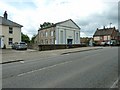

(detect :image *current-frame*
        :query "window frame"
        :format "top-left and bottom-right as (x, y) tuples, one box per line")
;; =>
(45, 39), (48, 44)
(50, 31), (54, 36)
(45, 31), (48, 37)
(9, 27), (13, 34)
(8, 38), (13, 45)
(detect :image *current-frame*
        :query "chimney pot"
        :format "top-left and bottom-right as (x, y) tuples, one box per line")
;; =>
(103, 26), (105, 29)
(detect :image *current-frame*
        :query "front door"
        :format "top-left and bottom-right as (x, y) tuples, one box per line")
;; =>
(67, 39), (72, 45)
(67, 39), (73, 48)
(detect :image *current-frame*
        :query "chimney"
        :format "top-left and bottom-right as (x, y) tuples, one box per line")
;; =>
(3, 11), (8, 19)
(103, 26), (105, 29)
(113, 26), (115, 30)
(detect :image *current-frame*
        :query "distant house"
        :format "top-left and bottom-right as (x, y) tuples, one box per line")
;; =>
(80, 37), (93, 46)
(37, 19), (80, 45)
(93, 26), (120, 45)
(0, 11), (23, 48)
(34, 34), (38, 44)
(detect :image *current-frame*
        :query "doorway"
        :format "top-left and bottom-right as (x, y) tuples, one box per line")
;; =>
(67, 39), (73, 48)
(67, 39), (73, 45)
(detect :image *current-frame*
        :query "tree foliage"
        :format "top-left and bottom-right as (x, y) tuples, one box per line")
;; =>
(31, 34), (36, 43)
(21, 32), (30, 43)
(40, 22), (54, 29)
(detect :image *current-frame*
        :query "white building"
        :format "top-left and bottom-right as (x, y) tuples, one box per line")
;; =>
(38, 19), (80, 45)
(0, 11), (23, 48)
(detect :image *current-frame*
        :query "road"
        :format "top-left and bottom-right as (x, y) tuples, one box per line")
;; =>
(2, 47), (118, 88)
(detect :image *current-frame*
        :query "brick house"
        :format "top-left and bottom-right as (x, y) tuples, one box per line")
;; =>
(93, 26), (120, 45)
(37, 19), (80, 45)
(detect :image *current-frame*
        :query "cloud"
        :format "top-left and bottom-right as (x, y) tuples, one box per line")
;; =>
(0, 0), (119, 38)
(75, 1), (118, 37)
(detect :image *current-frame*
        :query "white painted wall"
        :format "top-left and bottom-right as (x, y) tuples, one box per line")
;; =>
(1, 25), (21, 48)
(55, 25), (80, 44)
(58, 19), (79, 29)
(94, 36), (100, 41)
(0, 25), (4, 48)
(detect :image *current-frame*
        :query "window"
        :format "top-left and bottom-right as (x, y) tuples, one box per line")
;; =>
(50, 38), (54, 44)
(41, 40), (43, 44)
(50, 31), (54, 36)
(40, 32), (43, 37)
(45, 39), (48, 44)
(60, 31), (63, 43)
(9, 27), (13, 34)
(8, 38), (13, 45)
(50, 39), (52, 44)
(76, 33), (78, 41)
(45, 31), (48, 37)
(100, 37), (102, 40)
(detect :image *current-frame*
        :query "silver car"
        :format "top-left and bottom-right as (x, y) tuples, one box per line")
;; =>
(12, 42), (27, 50)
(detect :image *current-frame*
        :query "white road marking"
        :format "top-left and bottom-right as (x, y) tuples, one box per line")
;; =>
(18, 61), (72, 77)
(110, 78), (119, 88)
(20, 61), (24, 63)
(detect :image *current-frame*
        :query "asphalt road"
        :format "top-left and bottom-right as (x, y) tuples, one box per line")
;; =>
(2, 47), (118, 88)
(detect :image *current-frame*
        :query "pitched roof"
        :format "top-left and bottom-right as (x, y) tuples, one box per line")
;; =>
(55, 19), (80, 29)
(39, 19), (80, 31)
(93, 27), (116, 36)
(0, 16), (23, 27)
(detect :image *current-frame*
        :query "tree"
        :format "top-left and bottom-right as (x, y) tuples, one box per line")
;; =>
(31, 34), (36, 43)
(40, 22), (54, 29)
(21, 32), (30, 43)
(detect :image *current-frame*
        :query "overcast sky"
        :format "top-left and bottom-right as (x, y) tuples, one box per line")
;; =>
(0, 0), (119, 39)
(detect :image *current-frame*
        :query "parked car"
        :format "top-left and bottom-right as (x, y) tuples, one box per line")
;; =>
(12, 42), (27, 50)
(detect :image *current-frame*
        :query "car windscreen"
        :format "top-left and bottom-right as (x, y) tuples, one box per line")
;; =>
(20, 42), (26, 44)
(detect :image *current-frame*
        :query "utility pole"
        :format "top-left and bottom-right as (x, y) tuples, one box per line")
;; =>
(109, 23), (112, 46)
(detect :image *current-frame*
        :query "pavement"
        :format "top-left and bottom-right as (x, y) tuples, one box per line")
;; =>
(1, 47), (103, 64)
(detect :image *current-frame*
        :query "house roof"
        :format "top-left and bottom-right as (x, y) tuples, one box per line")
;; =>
(93, 27), (117, 36)
(39, 19), (80, 31)
(0, 16), (23, 27)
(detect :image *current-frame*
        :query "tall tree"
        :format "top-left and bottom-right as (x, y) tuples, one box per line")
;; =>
(31, 34), (36, 43)
(21, 32), (30, 43)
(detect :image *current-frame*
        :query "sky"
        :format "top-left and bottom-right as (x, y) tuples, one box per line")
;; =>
(0, 0), (119, 39)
